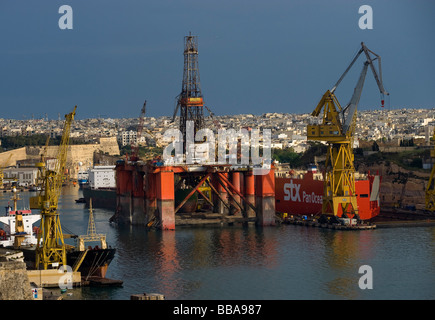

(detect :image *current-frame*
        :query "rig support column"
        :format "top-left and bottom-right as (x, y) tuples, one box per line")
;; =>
(131, 169), (146, 225)
(115, 164), (133, 224)
(214, 172), (229, 215)
(231, 172), (241, 216)
(156, 170), (175, 230)
(255, 167), (276, 226)
(245, 171), (256, 218)
(145, 172), (157, 225)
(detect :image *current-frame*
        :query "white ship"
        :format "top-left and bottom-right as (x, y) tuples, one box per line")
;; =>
(0, 188), (41, 248)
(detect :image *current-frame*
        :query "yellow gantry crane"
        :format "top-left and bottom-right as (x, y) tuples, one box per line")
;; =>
(307, 42), (388, 222)
(425, 128), (435, 211)
(30, 106), (77, 269)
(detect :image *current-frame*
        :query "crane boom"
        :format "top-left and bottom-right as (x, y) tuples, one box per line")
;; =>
(52, 106), (76, 206)
(333, 42), (388, 135)
(205, 106), (221, 129)
(332, 43), (388, 96)
(361, 43), (389, 96)
(342, 62), (369, 134)
(130, 100), (147, 161)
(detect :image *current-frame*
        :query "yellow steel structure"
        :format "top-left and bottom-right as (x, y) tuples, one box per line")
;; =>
(307, 43), (388, 221)
(425, 128), (435, 211)
(308, 90), (358, 219)
(12, 190), (26, 249)
(30, 106), (77, 269)
(76, 198), (107, 252)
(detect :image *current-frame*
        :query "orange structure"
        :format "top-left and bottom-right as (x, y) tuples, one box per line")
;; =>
(245, 171), (256, 218)
(114, 161), (276, 230)
(113, 34), (276, 230)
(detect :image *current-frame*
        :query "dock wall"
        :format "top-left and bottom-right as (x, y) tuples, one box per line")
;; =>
(0, 137), (120, 179)
(0, 260), (32, 300)
(27, 269), (81, 288)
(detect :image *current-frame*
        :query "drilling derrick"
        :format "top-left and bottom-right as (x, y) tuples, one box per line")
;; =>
(307, 43), (388, 223)
(172, 33), (205, 153)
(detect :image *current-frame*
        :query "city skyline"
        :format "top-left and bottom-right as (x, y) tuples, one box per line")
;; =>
(0, 1), (434, 120)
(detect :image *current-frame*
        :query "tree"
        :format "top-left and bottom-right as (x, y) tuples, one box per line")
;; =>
(272, 147), (301, 167)
(372, 141), (380, 151)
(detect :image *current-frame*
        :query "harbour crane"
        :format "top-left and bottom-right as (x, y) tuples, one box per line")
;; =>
(205, 106), (222, 130)
(128, 100), (163, 161)
(30, 106), (77, 269)
(130, 100), (147, 161)
(307, 42), (388, 222)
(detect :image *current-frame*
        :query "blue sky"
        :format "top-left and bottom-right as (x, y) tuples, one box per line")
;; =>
(0, 0), (434, 119)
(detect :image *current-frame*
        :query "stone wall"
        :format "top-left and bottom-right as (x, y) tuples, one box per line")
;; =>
(357, 161), (430, 210)
(0, 137), (120, 179)
(0, 261), (32, 300)
(0, 147), (27, 167)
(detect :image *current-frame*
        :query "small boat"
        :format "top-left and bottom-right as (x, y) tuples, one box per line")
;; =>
(19, 198), (117, 281)
(77, 170), (89, 187)
(68, 198), (117, 279)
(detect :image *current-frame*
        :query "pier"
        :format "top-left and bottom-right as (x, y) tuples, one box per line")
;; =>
(283, 216), (377, 230)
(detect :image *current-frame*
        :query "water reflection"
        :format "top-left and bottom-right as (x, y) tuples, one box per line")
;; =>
(319, 230), (378, 299)
(110, 225), (280, 299)
(1, 188), (434, 300)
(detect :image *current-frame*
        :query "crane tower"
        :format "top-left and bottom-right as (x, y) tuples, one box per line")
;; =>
(30, 106), (77, 269)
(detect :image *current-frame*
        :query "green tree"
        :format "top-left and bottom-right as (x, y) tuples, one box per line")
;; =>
(272, 147), (301, 167)
(372, 141), (380, 151)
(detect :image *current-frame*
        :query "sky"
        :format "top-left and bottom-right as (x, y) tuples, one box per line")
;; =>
(0, 0), (434, 120)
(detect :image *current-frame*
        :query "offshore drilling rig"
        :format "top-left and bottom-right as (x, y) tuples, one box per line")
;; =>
(114, 34), (276, 230)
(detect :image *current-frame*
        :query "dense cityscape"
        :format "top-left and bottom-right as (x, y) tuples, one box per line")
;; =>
(1, 108), (434, 154)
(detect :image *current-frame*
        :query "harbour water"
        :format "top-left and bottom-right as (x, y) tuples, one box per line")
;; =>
(2, 186), (434, 300)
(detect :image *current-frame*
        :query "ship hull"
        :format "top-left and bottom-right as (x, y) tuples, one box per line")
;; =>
(67, 248), (116, 278)
(275, 172), (380, 220)
(82, 187), (116, 209)
(19, 246), (116, 278)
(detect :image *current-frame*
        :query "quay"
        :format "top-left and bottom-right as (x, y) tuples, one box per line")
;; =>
(282, 216), (377, 230)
